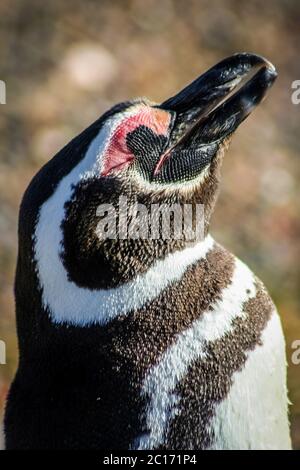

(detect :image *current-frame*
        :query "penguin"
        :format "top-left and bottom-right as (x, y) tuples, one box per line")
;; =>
(4, 53), (291, 450)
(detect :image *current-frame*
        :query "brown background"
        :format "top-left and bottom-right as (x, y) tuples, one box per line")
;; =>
(0, 0), (299, 448)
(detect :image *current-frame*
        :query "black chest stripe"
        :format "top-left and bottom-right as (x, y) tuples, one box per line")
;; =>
(106, 244), (235, 374)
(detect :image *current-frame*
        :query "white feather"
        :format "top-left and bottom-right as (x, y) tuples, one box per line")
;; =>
(209, 311), (291, 450)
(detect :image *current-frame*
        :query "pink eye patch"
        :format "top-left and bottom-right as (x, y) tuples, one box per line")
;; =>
(101, 107), (171, 176)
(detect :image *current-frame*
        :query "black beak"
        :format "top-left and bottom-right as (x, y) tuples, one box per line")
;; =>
(154, 53), (277, 180)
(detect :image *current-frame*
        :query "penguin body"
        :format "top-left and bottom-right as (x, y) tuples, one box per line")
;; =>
(5, 54), (291, 449)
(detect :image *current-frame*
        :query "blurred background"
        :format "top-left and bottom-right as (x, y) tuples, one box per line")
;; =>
(0, 0), (299, 449)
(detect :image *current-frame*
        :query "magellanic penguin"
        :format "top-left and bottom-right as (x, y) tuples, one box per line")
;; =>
(5, 53), (291, 450)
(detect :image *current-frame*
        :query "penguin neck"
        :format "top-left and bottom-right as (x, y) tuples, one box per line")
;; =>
(34, 232), (215, 328)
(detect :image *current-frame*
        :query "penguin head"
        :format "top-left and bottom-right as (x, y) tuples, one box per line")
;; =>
(99, 53), (277, 186)
(31, 53), (277, 289)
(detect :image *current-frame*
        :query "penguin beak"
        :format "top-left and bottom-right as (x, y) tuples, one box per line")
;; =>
(154, 53), (277, 182)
